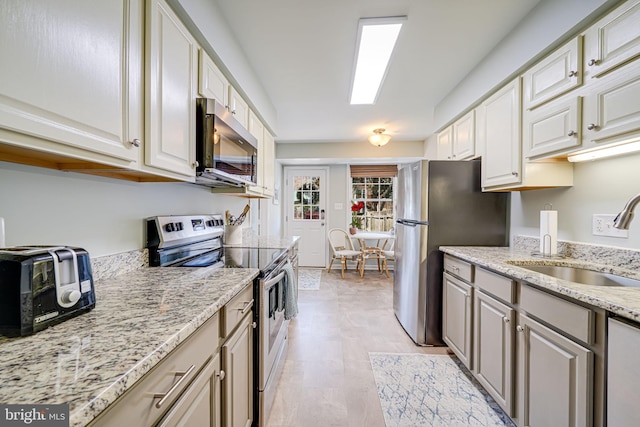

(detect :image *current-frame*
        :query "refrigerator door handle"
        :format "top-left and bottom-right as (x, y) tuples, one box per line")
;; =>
(396, 219), (429, 227)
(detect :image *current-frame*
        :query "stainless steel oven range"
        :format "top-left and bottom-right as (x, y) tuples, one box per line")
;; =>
(145, 215), (296, 427)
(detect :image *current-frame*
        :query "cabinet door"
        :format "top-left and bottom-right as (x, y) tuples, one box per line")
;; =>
(442, 273), (473, 368)
(523, 96), (582, 159)
(474, 291), (514, 416)
(157, 354), (222, 427)
(518, 314), (592, 427)
(582, 60), (640, 150)
(478, 78), (522, 189)
(199, 49), (229, 106)
(607, 318), (640, 427)
(583, 0), (640, 79)
(262, 130), (275, 196)
(222, 315), (253, 427)
(452, 110), (476, 160)
(229, 87), (249, 130)
(0, 0), (142, 163)
(523, 37), (583, 109)
(436, 126), (453, 160)
(146, 0), (197, 177)
(248, 110), (265, 195)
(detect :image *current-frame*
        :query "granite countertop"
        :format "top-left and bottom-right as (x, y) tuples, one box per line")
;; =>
(0, 266), (260, 427)
(224, 229), (300, 249)
(440, 245), (640, 323)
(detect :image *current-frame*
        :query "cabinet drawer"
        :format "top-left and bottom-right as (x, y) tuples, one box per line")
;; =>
(443, 255), (474, 283)
(90, 313), (219, 427)
(475, 268), (515, 304)
(222, 284), (254, 338)
(520, 285), (593, 344)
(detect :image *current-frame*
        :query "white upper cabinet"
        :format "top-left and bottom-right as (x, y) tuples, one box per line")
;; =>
(198, 49), (229, 106)
(229, 87), (250, 129)
(436, 126), (453, 160)
(583, 0), (640, 80)
(523, 95), (583, 159)
(0, 0), (143, 164)
(436, 110), (476, 161)
(262, 130), (275, 197)
(452, 110), (476, 160)
(478, 78), (522, 189)
(523, 37), (583, 110)
(145, 0), (198, 178)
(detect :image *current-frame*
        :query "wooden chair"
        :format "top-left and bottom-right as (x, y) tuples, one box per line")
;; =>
(327, 228), (363, 279)
(359, 245), (384, 277)
(381, 240), (395, 278)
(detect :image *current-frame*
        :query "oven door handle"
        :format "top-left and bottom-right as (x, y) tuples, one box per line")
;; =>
(264, 270), (286, 290)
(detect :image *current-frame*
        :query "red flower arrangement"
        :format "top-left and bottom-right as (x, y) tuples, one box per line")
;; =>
(350, 201), (364, 228)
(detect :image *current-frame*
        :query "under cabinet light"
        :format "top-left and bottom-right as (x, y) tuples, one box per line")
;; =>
(349, 16), (406, 105)
(567, 138), (640, 162)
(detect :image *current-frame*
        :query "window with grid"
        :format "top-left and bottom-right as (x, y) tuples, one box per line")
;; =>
(350, 165), (397, 232)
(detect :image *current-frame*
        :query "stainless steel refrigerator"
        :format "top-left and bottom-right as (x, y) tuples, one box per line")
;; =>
(394, 160), (509, 345)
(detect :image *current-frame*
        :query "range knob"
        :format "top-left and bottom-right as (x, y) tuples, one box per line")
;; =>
(206, 220), (214, 227)
(216, 219), (224, 226)
(176, 222), (184, 231)
(164, 223), (175, 232)
(62, 289), (81, 305)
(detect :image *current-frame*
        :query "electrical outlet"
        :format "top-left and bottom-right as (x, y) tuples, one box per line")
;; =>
(592, 214), (629, 238)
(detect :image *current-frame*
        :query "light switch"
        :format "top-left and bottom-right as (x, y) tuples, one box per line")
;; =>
(334, 203), (343, 210)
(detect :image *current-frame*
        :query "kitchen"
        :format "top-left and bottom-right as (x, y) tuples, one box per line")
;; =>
(2, 0), (640, 427)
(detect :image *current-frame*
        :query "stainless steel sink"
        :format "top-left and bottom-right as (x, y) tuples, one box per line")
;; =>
(517, 264), (640, 288)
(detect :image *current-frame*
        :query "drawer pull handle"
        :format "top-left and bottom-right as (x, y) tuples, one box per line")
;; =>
(154, 364), (197, 408)
(237, 299), (254, 315)
(217, 370), (226, 381)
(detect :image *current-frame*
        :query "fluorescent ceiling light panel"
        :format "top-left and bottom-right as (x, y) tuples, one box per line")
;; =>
(350, 16), (406, 105)
(567, 138), (640, 162)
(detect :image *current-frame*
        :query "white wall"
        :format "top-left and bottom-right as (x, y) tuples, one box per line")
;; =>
(510, 152), (640, 249)
(0, 161), (252, 256)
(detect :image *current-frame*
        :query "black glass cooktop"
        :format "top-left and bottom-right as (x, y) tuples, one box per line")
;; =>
(175, 246), (286, 273)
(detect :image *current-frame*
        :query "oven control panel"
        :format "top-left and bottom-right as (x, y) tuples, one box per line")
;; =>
(146, 214), (224, 248)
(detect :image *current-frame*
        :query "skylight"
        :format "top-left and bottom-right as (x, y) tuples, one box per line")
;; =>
(349, 16), (406, 105)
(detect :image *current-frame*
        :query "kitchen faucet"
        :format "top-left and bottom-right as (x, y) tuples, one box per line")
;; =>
(613, 192), (640, 230)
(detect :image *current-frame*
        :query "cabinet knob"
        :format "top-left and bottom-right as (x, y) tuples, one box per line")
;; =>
(588, 59), (600, 66)
(587, 123), (598, 131)
(231, 110), (237, 115)
(567, 130), (576, 137)
(516, 325), (524, 333)
(503, 316), (510, 324)
(511, 171), (519, 176)
(131, 138), (141, 148)
(225, 104), (231, 111)
(568, 70), (578, 77)
(216, 370), (226, 381)
(192, 161), (199, 168)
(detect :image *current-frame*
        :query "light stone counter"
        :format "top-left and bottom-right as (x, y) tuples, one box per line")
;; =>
(0, 265), (259, 427)
(223, 229), (300, 249)
(440, 244), (640, 323)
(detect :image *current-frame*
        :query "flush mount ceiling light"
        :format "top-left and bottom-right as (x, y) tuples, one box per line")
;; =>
(368, 128), (391, 147)
(567, 137), (640, 162)
(349, 16), (406, 105)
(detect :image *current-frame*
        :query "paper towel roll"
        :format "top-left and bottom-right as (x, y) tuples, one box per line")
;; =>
(539, 210), (558, 255)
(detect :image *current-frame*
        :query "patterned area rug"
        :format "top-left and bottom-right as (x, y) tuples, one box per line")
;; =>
(298, 268), (322, 290)
(369, 353), (516, 427)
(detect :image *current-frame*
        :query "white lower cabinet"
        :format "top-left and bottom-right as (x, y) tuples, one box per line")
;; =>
(517, 313), (592, 427)
(442, 273), (473, 368)
(442, 256), (606, 427)
(222, 314), (254, 427)
(474, 290), (515, 416)
(607, 317), (640, 426)
(157, 354), (222, 427)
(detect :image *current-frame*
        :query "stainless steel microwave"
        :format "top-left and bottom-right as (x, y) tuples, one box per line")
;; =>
(195, 98), (258, 188)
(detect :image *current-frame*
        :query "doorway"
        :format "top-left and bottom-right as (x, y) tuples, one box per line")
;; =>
(284, 167), (328, 267)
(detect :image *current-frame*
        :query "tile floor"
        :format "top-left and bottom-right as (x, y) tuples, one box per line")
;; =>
(266, 267), (451, 427)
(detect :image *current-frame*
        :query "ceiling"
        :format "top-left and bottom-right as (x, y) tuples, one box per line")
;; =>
(213, 0), (541, 144)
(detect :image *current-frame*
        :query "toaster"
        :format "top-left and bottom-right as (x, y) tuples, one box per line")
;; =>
(0, 246), (96, 337)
